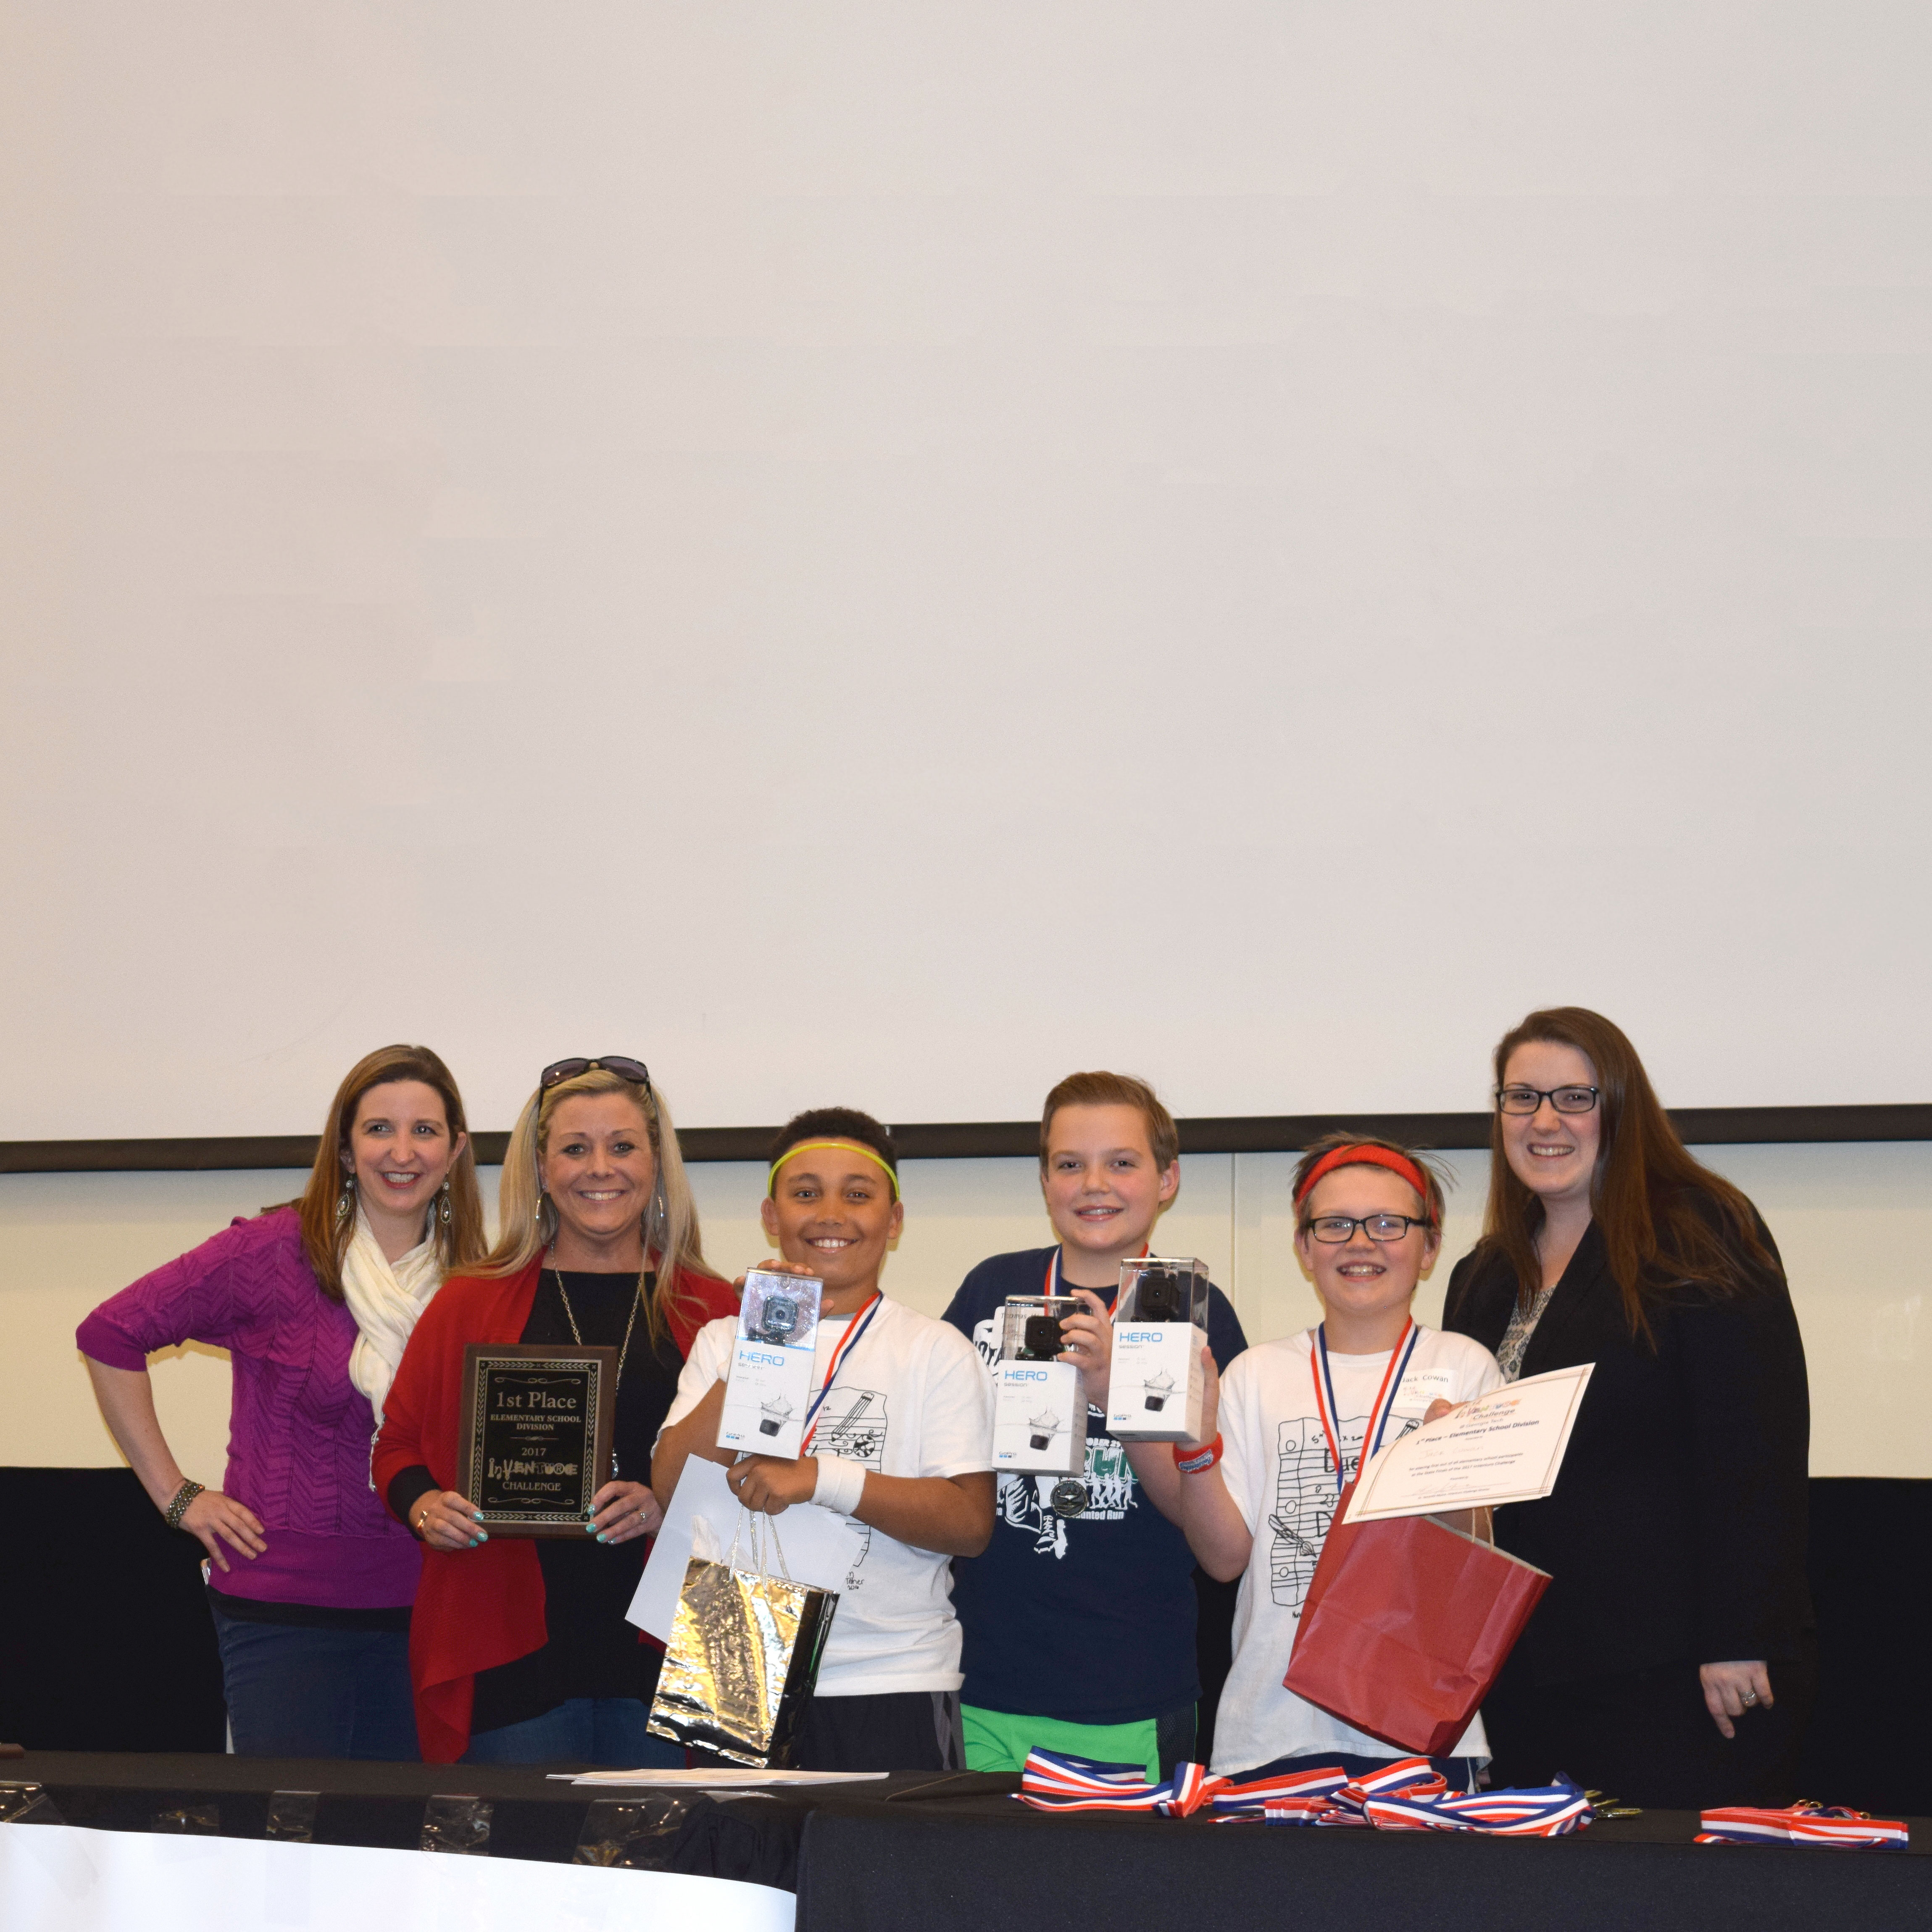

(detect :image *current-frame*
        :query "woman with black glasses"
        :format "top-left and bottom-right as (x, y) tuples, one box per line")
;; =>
(1441, 1006), (1812, 1809)
(375, 1058), (737, 1765)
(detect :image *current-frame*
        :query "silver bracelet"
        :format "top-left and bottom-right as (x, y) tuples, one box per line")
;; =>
(164, 1480), (205, 1531)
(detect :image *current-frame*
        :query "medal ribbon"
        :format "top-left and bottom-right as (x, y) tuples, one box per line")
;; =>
(800, 1291), (884, 1455)
(1309, 1317), (1420, 1497)
(1044, 1243), (1151, 1316)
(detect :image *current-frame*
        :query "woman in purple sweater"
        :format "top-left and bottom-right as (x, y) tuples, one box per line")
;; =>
(77, 1044), (485, 1760)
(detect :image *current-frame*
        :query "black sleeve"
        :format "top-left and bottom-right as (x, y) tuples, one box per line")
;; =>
(1675, 1255), (1813, 1663)
(385, 1464), (440, 1532)
(940, 1260), (995, 1341)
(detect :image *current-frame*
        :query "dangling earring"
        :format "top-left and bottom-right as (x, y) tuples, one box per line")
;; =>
(533, 1190), (550, 1225)
(335, 1175), (355, 1224)
(438, 1179), (453, 1227)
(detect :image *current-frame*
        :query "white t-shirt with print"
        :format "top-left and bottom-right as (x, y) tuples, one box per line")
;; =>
(1211, 1324), (1504, 1777)
(666, 1295), (995, 1698)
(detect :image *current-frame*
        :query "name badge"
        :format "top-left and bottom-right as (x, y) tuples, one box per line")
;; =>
(1390, 1364), (1455, 1417)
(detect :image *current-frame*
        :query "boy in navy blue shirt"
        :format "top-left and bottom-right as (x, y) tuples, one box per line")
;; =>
(942, 1071), (1245, 1778)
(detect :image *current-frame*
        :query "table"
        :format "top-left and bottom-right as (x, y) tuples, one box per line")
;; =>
(6, 1753), (1928, 1932)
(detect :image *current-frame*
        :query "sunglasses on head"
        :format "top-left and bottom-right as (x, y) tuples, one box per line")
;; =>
(540, 1055), (653, 1095)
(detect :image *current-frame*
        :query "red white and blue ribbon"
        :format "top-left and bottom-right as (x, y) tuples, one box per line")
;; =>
(1696, 1804), (1908, 1851)
(799, 1292), (884, 1455)
(1017, 1750), (1592, 1838)
(1310, 1317), (1421, 1496)
(1043, 1245), (1149, 1317)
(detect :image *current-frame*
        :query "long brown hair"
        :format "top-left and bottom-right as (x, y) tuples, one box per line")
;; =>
(479, 1065), (725, 1351)
(1479, 1006), (1778, 1339)
(296, 1045), (487, 1302)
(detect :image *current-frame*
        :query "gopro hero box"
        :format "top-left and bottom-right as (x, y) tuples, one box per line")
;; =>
(1106, 1257), (1210, 1444)
(992, 1295), (1087, 1477)
(718, 1269), (825, 1461)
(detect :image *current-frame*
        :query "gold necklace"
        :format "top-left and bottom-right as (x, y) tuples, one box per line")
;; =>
(549, 1253), (645, 1477)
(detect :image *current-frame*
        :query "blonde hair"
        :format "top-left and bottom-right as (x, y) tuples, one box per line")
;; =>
(480, 1067), (724, 1348)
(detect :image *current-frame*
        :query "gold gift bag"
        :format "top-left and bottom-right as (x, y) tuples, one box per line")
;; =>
(647, 1508), (840, 1769)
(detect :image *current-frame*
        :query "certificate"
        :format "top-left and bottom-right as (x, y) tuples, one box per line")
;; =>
(1343, 1363), (1595, 1524)
(458, 1342), (617, 1537)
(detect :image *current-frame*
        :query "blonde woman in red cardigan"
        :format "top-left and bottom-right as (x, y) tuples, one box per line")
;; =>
(375, 1059), (736, 1765)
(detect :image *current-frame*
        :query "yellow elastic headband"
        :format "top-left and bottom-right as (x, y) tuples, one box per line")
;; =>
(766, 1139), (901, 1200)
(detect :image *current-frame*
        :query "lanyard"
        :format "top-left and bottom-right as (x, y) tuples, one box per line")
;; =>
(1309, 1318), (1420, 1496)
(800, 1292), (884, 1454)
(1045, 1245), (1150, 1316)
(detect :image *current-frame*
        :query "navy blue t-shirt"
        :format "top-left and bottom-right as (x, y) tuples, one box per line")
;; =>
(943, 1246), (1248, 1726)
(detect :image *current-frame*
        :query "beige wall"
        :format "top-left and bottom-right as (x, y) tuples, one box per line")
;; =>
(4, 1142), (1925, 1481)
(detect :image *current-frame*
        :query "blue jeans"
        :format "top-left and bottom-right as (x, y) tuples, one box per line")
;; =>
(462, 1697), (685, 1768)
(208, 1601), (419, 1761)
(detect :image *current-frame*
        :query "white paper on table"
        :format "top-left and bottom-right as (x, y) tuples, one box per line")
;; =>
(1343, 1362), (1596, 1523)
(551, 1768), (890, 1788)
(626, 1454), (863, 1641)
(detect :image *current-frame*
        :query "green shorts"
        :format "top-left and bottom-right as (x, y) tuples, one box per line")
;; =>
(961, 1703), (1164, 1783)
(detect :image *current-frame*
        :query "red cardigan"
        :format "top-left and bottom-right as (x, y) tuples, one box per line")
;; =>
(373, 1256), (737, 1762)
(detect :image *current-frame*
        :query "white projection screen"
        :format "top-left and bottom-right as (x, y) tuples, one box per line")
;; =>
(2, 3), (1928, 1142)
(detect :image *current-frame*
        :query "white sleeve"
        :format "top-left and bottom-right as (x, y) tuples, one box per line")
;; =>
(660, 1316), (735, 1432)
(914, 1324), (996, 1479)
(1455, 1338), (1505, 1404)
(1217, 1356), (1262, 1532)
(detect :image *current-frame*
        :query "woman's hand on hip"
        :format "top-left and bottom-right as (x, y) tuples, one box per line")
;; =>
(413, 1490), (488, 1552)
(179, 1490), (266, 1572)
(1700, 1660), (1773, 1738)
(588, 1480), (663, 1545)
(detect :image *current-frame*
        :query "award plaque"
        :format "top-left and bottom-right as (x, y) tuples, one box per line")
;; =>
(458, 1343), (618, 1537)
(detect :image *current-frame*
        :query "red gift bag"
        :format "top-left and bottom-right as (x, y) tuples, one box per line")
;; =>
(1282, 1483), (1550, 1757)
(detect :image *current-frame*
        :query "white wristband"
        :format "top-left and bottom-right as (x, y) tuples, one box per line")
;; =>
(812, 1453), (868, 1517)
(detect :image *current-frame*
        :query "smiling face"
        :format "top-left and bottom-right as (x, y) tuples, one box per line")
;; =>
(761, 1140), (903, 1308)
(538, 1090), (657, 1263)
(1499, 1039), (1602, 1216)
(1292, 1166), (1440, 1344)
(347, 1079), (464, 1243)
(1040, 1103), (1179, 1281)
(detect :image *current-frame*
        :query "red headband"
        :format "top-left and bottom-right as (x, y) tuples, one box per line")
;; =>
(1294, 1145), (1437, 1222)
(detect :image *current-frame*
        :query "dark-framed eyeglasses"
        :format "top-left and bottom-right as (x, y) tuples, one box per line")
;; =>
(1496, 1084), (1599, 1116)
(1305, 1213), (1432, 1245)
(540, 1055), (654, 1097)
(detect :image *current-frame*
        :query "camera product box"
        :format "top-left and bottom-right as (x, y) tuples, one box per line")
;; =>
(718, 1269), (825, 1461)
(992, 1295), (1086, 1477)
(1106, 1257), (1210, 1444)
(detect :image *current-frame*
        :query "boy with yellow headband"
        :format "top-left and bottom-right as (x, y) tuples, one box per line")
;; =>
(654, 1108), (995, 1772)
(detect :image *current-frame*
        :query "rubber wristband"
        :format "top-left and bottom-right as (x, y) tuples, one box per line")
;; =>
(812, 1453), (868, 1517)
(1172, 1435), (1223, 1475)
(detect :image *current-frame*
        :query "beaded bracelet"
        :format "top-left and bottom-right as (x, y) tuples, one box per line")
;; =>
(164, 1480), (205, 1531)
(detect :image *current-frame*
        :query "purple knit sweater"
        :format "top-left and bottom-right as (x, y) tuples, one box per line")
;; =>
(76, 1207), (423, 1611)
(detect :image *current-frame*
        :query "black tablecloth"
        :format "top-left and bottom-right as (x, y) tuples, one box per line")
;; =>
(7, 1752), (1929, 1932)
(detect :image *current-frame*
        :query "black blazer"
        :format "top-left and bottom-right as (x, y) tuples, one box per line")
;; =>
(1443, 1211), (1812, 1688)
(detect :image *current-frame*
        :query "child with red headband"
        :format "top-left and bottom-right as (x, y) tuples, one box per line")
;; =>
(1158, 1133), (1503, 1785)
(654, 1107), (995, 1773)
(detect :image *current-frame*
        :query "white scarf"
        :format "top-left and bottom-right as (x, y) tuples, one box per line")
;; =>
(342, 1211), (445, 1425)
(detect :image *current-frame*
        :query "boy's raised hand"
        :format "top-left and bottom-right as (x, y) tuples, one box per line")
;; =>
(1058, 1289), (1115, 1408)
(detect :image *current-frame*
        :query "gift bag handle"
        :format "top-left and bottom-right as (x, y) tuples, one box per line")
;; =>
(723, 1487), (796, 1585)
